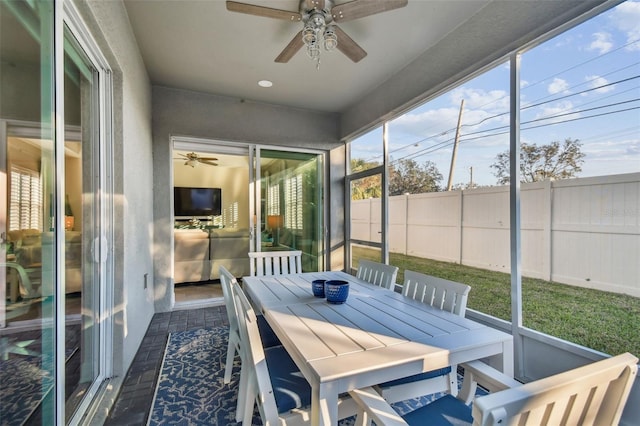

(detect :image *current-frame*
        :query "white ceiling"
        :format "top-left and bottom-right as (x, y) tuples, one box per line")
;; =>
(123, 0), (492, 113)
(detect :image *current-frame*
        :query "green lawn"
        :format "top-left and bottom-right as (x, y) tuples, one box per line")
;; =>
(352, 247), (640, 357)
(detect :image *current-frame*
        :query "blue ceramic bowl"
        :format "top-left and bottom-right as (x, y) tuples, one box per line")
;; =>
(325, 280), (349, 304)
(312, 279), (326, 297)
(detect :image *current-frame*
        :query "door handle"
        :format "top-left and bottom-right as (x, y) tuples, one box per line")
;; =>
(93, 236), (108, 264)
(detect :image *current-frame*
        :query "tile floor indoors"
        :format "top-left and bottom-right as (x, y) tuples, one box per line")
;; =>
(104, 305), (228, 425)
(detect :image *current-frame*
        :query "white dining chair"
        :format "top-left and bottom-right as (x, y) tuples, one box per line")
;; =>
(248, 250), (302, 276)
(219, 265), (280, 421)
(356, 259), (398, 290)
(350, 353), (638, 426)
(231, 279), (358, 425)
(377, 270), (472, 403)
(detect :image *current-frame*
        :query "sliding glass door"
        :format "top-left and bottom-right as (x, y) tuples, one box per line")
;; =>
(0, 2), (57, 423)
(0, 1), (113, 424)
(255, 148), (325, 272)
(62, 22), (108, 421)
(170, 141), (326, 283)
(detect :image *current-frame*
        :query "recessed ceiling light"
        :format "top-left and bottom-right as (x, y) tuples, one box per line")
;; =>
(258, 80), (273, 88)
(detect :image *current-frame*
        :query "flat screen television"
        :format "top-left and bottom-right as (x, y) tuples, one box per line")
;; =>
(174, 187), (222, 217)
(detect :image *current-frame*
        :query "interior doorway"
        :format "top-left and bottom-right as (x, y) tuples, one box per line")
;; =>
(170, 140), (327, 308)
(172, 143), (251, 307)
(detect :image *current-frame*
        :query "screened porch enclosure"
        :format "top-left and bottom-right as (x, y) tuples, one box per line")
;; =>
(345, 2), (638, 417)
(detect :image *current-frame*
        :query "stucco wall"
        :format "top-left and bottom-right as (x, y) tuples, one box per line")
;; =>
(152, 86), (343, 312)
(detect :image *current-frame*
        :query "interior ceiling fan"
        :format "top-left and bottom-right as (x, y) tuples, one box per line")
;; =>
(175, 152), (219, 167)
(226, 0), (408, 67)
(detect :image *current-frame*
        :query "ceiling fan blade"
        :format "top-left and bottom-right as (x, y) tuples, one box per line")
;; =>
(226, 1), (301, 21)
(334, 26), (367, 62)
(198, 156), (219, 161)
(199, 160), (219, 166)
(275, 31), (304, 63)
(332, 0), (408, 23)
(305, 0), (325, 10)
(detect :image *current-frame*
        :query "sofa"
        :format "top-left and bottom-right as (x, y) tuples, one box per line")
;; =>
(174, 228), (250, 283)
(209, 228), (250, 279)
(173, 229), (211, 283)
(7, 229), (83, 296)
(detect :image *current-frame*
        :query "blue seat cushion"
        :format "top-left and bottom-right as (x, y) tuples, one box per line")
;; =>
(264, 346), (311, 414)
(402, 394), (472, 425)
(257, 314), (281, 348)
(379, 366), (452, 388)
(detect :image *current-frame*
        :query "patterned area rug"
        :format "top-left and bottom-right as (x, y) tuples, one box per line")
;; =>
(148, 327), (443, 425)
(0, 346), (77, 426)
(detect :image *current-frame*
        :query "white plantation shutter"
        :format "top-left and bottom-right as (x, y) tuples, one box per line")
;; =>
(267, 184), (280, 215)
(285, 175), (303, 230)
(9, 166), (43, 231)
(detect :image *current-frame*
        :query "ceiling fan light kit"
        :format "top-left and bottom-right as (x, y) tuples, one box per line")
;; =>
(226, 0), (408, 69)
(301, 7), (338, 67)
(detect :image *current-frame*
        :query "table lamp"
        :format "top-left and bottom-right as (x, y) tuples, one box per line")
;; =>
(267, 214), (283, 246)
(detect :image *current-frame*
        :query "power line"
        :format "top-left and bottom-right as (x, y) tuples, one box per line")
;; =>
(457, 105), (640, 145)
(368, 74), (640, 163)
(520, 38), (640, 94)
(443, 39), (640, 118)
(520, 61), (640, 109)
(389, 102), (640, 165)
(522, 75), (640, 111)
(459, 97), (639, 140)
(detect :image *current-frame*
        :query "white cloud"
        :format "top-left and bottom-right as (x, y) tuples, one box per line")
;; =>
(579, 138), (640, 177)
(587, 31), (614, 54)
(450, 87), (510, 112)
(392, 108), (462, 138)
(610, 1), (640, 51)
(585, 75), (614, 94)
(535, 101), (580, 124)
(547, 78), (570, 95)
(392, 98), (509, 142)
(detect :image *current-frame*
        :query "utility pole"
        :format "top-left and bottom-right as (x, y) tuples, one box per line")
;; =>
(447, 99), (465, 191)
(469, 166), (473, 188)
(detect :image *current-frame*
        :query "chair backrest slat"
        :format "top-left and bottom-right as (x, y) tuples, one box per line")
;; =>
(472, 352), (638, 426)
(402, 270), (471, 316)
(356, 259), (399, 290)
(249, 250), (302, 277)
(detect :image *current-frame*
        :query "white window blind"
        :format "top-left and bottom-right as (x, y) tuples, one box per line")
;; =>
(9, 166), (43, 231)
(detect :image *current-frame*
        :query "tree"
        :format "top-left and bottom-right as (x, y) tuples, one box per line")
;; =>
(350, 158), (383, 200)
(389, 158), (443, 195)
(491, 138), (585, 185)
(451, 182), (481, 191)
(350, 158), (381, 173)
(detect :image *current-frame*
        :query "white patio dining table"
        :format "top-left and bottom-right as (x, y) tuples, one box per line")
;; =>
(242, 270), (514, 426)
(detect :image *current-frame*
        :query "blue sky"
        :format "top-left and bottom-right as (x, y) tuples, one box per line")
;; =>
(351, 1), (639, 187)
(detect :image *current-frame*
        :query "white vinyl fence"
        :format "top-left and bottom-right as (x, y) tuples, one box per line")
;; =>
(351, 173), (640, 297)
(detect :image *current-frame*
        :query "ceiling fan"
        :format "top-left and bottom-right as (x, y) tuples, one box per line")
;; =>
(226, 0), (408, 67)
(175, 152), (219, 167)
